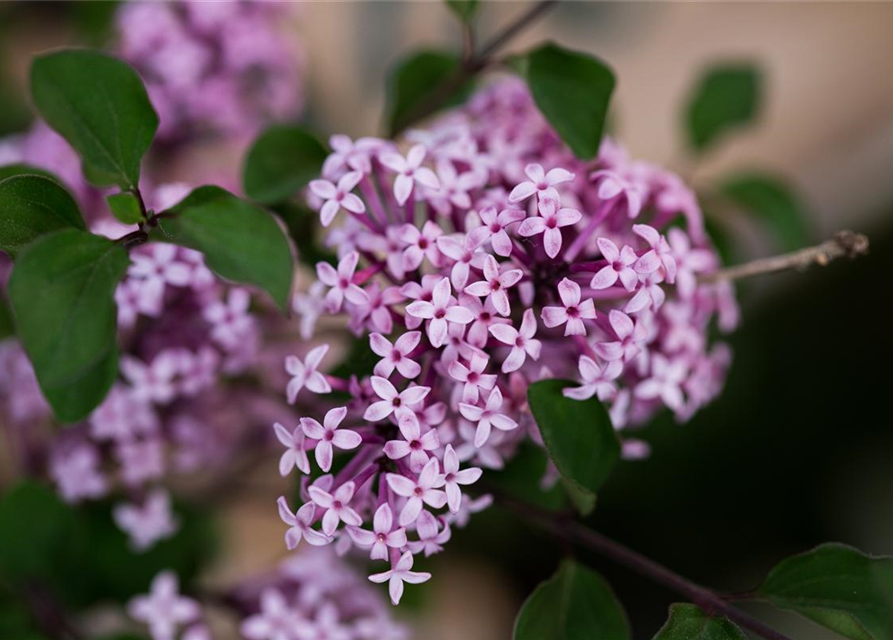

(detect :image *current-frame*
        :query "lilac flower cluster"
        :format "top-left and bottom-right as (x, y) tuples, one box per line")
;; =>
(282, 78), (738, 604)
(116, 0), (304, 143)
(128, 548), (408, 640)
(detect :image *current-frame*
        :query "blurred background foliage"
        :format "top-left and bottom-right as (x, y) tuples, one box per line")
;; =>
(1, 2), (891, 639)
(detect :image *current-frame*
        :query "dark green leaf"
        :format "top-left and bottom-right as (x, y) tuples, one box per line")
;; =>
(685, 63), (761, 152)
(272, 201), (337, 268)
(0, 163), (61, 183)
(386, 50), (470, 136)
(8, 229), (129, 422)
(445, 0), (479, 23)
(524, 42), (615, 160)
(0, 294), (14, 341)
(653, 604), (746, 640)
(514, 559), (629, 640)
(106, 191), (143, 225)
(0, 482), (84, 591)
(720, 173), (809, 251)
(158, 186), (294, 309)
(759, 543), (893, 640)
(243, 125), (327, 205)
(30, 49), (158, 189)
(0, 175), (85, 258)
(527, 379), (620, 499)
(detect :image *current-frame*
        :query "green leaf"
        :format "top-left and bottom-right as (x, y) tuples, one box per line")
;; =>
(720, 173), (809, 251)
(158, 186), (294, 309)
(653, 604), (746, 640)
(685, 63), (761, 152)
(445, 0), (479, 23)
(30, 49), (158, 189)
(527, 379), (620, 501)
(0, 163), (61, 183)
(0, 482), (84, 591)
(758, 543), (893, 640)
(106, 191), (144, 225)
(386, 50), (471, 136)
(524, 42), (615, 160)
(243, 125), (328, 205)
(0, 175), (85, 258)
(514, 559), (629, 640)
(8, 229), (129, 422)
(0, 294), (14, 341)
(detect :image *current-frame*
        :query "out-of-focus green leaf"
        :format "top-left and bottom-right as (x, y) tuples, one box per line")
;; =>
(720, 173), (809, 252)
(158, 186), (294, 310)
(653, 604), (746, 640)
(0, 175), (85, 258)
(527, 379), (620, 502)
(685, 63), (761, 152)
(758, 543), (893, 640)
(514, 559), (630, 640)
(243, 125), (327, 205)
(445, 0), (479, 23)
(524, 42), (615, 160)
(30, 49), (158, 189)
(106, 191), (143, 226)
(272, 202), (337, 269)
(8, 229), (128, 422)
(386, 50), (471, 135)
(0, 164), (60, 183)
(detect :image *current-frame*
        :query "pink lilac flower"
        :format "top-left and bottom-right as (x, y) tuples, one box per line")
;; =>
(508, 163), (574, 204)
(128, 571), (201, 640)
(370, 331), (422, 379)
(441, 444), (482, 512)
(488, 308), (541, 373)
(352, 283), (403, 335)
(90, 385), (159, 442)
(407, 510), (451, 557)
(347, 504), (407, 561)
(399, 220), (444, 271)
(323, 134), (382, 177)
(590, 237), (639, 291)
(121, 352), (182, 405)
(286, 344), (332, 402)
(308, 481), (363, 535)
(50, 443), (108, 503)
(467, 206), (526, 257)
(203, 288), (254, 350)
(405, 277), (473, 347)
(364, 377), (431, 430)
(517, 197), (582, 259)
(273, 422), (310, 476)
(241, 588), (310, 640)
(541, 278), (596, 336)
(317, 252), (369, 313)
(459, 387), (519, 447)
(301, 407), (362, 472)
(448, 352), (497, 403)
(368, 551), (432, 606)
(633, 224), (677, 283)
(563, 356), (623, 401)
(277, 497), (331, 549)
(634, 353), (689, 412)
(463, 255), (523, 316)
(386, 458), (447, 526)
(113, 489), (179, 551)
(379, 144), (440, 205)
(436, 233), (482, 290)
(594, 310), (649, 362)
(383, 416), (440, 473)
(310, 170), (366, 227)
(590, 170), (643, 219)
(116, 437), (166, 487)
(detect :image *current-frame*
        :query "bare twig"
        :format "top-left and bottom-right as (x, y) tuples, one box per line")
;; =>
(391, 0), (558, 135)
(497, 492), (792, 640)
(702, 230), (869, 284)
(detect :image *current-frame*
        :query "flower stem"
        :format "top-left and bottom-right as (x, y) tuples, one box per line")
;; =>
(495, 491), (792, 640)
(701, 230), (869, 284)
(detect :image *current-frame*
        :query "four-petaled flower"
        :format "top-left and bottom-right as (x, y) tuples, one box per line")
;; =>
(370, 331), (422, 379)
(368, 550), (432, 606)
(308, 480), (363, 535)
(347, 503), (407, 561)
(459, 387), (519, 448)
(590, 237), (639, 291)
(508, 163), (574, 204)
(489, 308), (542, 373)
(285, 344), (332, 403)
(594, 310), (648, 362)
(405, 277), (474, 348)
(467, 206), (526, 257)
(310, 170), (366, 227)
(364, 377), (431, 431)
(273, 422), (310, 476)
(386, 458), (447, 526)
(448, 352), (497, 403)
(632, 224), (677, 283)
(407, 510), (451, 557)
(379, 144), (440, 205)
(541, 278), (596, 337)
(442, 444), (482, 513)
(277, 497), (331, 549)
(635, 354), (688, 412)
(301, 406), (362, 472)
(399, 220), (443, 271)
(316, 251), (370, 313)
(463, 255), (523, 317)
(383, 415), (440, 473)
(517, 197), (582, 259)
(563, 355), (623, 401)
(128, 571), (200, 640)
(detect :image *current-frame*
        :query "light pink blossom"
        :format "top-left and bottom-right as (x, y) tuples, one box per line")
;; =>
(459, 387), (519, 447)
(301, 407), (362, 472)
(541, 278), (596, 336)
(488, 308), (541, 373)
(379, 144), (440, 205)
(285, 344), (332, 402)
(517, 197), (582, 259)
(368, 550), (431, 606)
(386, 458), (447, 526)
(463, 254), (523, 316)
(310, 170), (366, 227)
(347, 503), (407, 561)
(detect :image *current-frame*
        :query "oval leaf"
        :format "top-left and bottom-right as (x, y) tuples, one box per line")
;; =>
(158, 186), (294, 310)
(685, 63), (761, 152)
(654, 604), (746, 640)
(243, 125), (328, 205)
(0, 174), (85, 258)
(0, 163), (61, 183)
(527, 378), (620, 498)
(525, 42), (615, 160)
(514, 559), (629, 640)
(8, 229), (129, 422)
(386, 50), (470, 136)
(720, 173), (809, 252)
(759, 543), (893, 640)
(106, 191), (144, 225)
(30, 49), (158, 189)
